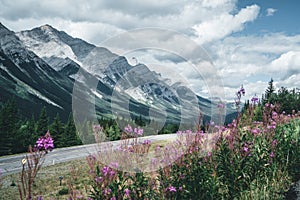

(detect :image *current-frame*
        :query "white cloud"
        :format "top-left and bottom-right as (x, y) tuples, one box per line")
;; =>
(266, 8), (277, 17)
(193, 5), (260, 44)
(1, 0), (299, 102)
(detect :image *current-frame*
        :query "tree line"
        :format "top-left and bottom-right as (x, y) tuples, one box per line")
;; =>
(243, 78), (300, 121)
(0, 100), (81, 156)
(0, 99), (180, 156)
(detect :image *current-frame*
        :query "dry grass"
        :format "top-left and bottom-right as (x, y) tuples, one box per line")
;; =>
(0, 159), (90, 200)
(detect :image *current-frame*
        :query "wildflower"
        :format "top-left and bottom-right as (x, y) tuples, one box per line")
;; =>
(207, 152), (212, 157)
(238, 86), (245, 95)
(109, 170), (116, 177)
(272, 139), (278, 146)
(251, 96), (259, 104)
(124, 188), (130, 197)
(179, 186), (183, 191)
(103, 188), (112, 195)
(243, 147), (249, 152)
(267, 121), (276, 129)
(35, 131), (54, 152)
(272, 111), (278, 120)
(95, 176), (103, 183)
(102, 166), (110, 176)
(134, 127), (143, 136)
(110, 197), (116, 200)
(37, 196), (43, 200)
(143, 139), (151, 145)
(270, 151), (275, 158)
(251, 128), (260, 135)
(124, 124), (133, 133)
(167, 186), (177, 192)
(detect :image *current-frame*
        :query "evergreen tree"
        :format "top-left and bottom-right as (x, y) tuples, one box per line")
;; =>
(264, 78), (276, 104)
(49, 114), (64, 148)
(62, 113), (82, 147)
(0, 99), (18, 156)
(14, 118), (35, 153)
(36, 107), (49, 136)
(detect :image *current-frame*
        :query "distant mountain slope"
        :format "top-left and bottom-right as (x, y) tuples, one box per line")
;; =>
(0, 22), (236, 126)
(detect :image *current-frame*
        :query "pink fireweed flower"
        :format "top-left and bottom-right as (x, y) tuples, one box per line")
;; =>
(102, 166), (110, 176)
(124, 124), (133, 133)
(243, 147), (249, 152)
(103, 188), (112, 195)
(251, 96), (259, 104)
(109, 170), (116, 177)
(272, 111), (278, 120)
(134, 127), (143, 136)
(95, 176), (103, 183)
(35, 131), (54, 152)
(207, 152), (212, 157)
(267, 121), (276, 129)
(167, 186), (177, 192)
(251, 128), (260, 135)
(142, 139), (151, 145)
(124, 188), (130, 197)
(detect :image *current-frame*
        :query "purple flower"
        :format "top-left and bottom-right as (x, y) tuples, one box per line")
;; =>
(207, 152), (212, 157)
(102, 166), (110, 176)
(270, 151), (275, 158)
(124, 124), (133, 133)
(134, 127), (143, 136)
(272, 139), (278, 146)
(109, 170), (116, 177)
(124, 188), (130, 197)
(243, 147), (249, 152)
(110, 197), (116, 200)
(37, 196), (43, 200)
(143, 139), (151, 145)
(251, 96), (259, 104)
(167, 186), (177, 192)
(103, 188), (112, 195)
(251, 128), (260, 135)
(238, 85), (245, 96)
(35, 131), (54, 152)
(95, 176), (103, 183)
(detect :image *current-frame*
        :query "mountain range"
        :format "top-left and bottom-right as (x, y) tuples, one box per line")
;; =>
(0, 22), (236, 129)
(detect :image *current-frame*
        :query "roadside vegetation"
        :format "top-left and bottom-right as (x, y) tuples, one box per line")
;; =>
(0, 79), (299, 199)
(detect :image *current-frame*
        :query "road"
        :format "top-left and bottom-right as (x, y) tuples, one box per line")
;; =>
(0, 134), (178, 176)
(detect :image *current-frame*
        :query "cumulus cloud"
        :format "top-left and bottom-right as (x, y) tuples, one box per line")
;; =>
(193, 5), (260, 44)
(209, 34), (300, 100)
(266, 8), (277, 16)
(0, 0), (299, 101)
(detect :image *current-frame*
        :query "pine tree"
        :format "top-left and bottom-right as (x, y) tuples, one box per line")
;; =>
(264, 78), (276, 103)
(50, 114), (64, 148)
(36, 107), (49, 136)
(62, 113), (82, 147)
(0, 99), (19, 156)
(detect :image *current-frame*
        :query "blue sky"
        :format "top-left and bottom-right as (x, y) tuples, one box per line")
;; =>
(0, 0), (299, 101)
(236, 0), (300, 35)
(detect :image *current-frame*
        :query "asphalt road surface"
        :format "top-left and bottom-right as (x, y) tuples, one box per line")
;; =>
(0, 134), (178, 176)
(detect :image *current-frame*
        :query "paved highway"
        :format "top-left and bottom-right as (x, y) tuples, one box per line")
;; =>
(0, 134), (179, 176)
